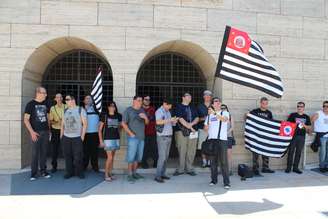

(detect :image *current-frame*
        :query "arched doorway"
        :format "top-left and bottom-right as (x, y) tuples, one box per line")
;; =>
(42, 49), (113, 106)
(136, 52), (207, 107)
(136, 51), (207, 159)
(21, 37), (111, 167)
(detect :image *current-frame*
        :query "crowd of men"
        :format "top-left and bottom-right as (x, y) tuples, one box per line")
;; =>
(24, 86), (328, 189)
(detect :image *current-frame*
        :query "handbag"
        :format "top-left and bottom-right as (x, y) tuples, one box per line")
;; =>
(238, 164), (254, 180)
(177, 122), (191, 137)
(201, 113), (223, 156)
(201, 139), (216, 156)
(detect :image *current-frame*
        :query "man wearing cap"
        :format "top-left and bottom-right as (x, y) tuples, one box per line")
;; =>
(197, 90), (213, 168)
(173, 93), (199, 176)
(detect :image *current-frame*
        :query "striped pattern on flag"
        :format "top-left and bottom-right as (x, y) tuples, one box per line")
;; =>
(216, 26), (284, 98)
(91, 68), (103, 114)
(244, 113), (293, 158)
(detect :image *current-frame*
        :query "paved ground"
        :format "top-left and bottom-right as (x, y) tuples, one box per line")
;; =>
(0, 168), (327, 219)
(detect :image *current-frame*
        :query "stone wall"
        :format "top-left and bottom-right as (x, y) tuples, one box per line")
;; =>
(0, 0), (327, 169)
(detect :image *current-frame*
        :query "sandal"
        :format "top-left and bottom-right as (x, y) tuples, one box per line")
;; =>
(105, 176), (112, 182)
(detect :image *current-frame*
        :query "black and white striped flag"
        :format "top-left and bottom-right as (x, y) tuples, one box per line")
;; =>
(91, 67), (103, 114)
(245, 113), (296, 158)
(216, 26), (284, 98)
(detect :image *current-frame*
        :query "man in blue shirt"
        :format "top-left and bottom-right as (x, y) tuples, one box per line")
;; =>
(173, 93), (199, 176)
(83, 95), (100, 172)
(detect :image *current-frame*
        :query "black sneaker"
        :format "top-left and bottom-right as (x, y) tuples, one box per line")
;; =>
(293, 168), (303, 174)
(224, 184), (231, 189)
(173, 171), (184, 176)
(253, 169), (262, 177)
(209, 181), (217, 186)
(154, 177), (164, 183)
(41, 172), (51, 179)
(285, 168), (291, 173)
(186, 171), (197, 176)
(262, 168), (275, 173)
(64, 174), (73, 179)
(161, 175), (170, 180)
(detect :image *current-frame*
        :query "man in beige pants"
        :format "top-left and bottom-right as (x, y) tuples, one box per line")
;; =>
(173, 93), (199, 176)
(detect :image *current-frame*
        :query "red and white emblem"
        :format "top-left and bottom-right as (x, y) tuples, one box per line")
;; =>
(227, 27), (251, 54)
(279, 121), (296, 137)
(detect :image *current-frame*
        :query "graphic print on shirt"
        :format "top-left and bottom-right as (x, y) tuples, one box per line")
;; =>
(65, 111), (79, 133)
(35, 105), (47, 123)
(107, 117), (119, 129)
(295, 118), (306, 129)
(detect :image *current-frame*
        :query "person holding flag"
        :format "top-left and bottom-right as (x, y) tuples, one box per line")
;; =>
(249, 97), (275, 176)
(285, 102), (311, 174)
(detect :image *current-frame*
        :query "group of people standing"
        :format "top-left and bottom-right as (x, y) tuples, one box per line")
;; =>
(24, 86), (328, 189)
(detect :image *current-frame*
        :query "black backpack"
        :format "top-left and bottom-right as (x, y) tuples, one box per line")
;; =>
(238, 164), (254, 180)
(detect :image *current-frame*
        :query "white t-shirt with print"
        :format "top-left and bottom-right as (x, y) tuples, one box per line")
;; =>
(204, 110), (230, 140)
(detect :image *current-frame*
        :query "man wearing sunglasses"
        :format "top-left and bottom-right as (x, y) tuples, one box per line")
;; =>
(61, 95), (87, 179)
(24, 87), (51, 181)
(312, 100), (328, 172)
(286, 102), (311, 174)
(141, 95), (157, 169)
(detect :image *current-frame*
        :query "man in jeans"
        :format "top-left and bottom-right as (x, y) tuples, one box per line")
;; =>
(61, 94), (87, 179)
(154, 98), (178, 183)
(285, 102), (311, 174)
(24, 86), (51, 181)
(49, 93), (66, 173)
(122, 95), (149, 183)
(204, 97), (230, 189)
(312, 100), (328, 172)
(173, 93), (199, 176)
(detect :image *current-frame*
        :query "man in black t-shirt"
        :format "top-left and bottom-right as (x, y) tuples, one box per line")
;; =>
(24, 87), (51, 181)
(249, 97), (275, 175)
(286, 102), (311, 174)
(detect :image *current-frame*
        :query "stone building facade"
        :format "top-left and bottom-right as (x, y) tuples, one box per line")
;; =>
(0, 0), (327, 170)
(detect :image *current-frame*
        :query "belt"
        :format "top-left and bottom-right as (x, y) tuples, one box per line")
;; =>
(159, 135), (172, 137)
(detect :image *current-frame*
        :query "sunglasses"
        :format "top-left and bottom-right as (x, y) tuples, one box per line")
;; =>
(323, 105), (328, 108)
(297, 105), (304, 108)
(65, 98), (72, 101)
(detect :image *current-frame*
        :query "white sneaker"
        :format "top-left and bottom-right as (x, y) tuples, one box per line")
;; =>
(224, 184), (231, 189)
(30, 176), (37, 181)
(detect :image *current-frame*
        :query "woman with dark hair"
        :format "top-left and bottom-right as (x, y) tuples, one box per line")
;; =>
(98, 101), (122, 181)
(221, 104), (235, 175)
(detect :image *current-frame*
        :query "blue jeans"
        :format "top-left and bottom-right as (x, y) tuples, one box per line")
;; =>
(319, 136), (328, 168)
(126, 136), (144, 164)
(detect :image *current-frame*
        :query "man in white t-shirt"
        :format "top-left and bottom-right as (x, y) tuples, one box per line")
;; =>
(204, 97), (230, 189)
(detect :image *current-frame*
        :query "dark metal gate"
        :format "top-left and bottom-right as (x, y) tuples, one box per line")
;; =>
(42, 49), (113, 106)
(136, 52), (207, 108)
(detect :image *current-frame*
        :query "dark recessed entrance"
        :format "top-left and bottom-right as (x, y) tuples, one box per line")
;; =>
(42, 49), (113, 106)
(136, 52), (207, 108)
(136, 52), (207, 158)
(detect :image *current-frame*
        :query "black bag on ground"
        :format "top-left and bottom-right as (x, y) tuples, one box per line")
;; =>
(238, 164), (254, 180)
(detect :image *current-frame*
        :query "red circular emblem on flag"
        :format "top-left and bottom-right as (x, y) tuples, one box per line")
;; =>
(227, 27), (251, 54)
